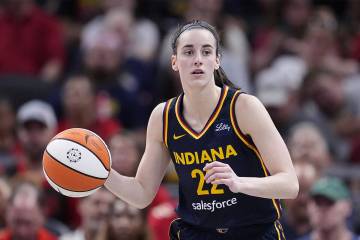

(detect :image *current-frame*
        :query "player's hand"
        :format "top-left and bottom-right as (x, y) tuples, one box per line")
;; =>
(203, 161), (241, 193)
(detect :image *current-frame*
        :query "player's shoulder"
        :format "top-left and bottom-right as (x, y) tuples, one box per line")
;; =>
(153, 102), (167, 114)
(235, 93), (264, 113)
(152, 97), (177, 116)
(147, 101), (174, 140)
(148, 102), (166, 123)
(149, 100), (173, 125)
(233, 93), (269, 133)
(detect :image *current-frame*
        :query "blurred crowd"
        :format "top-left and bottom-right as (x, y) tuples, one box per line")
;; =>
(0, 0), (360, 239)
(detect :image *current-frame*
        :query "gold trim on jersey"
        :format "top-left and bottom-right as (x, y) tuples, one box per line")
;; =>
(163, 98), (175, 148)
(278, 221), (286, 240)
(229, 90), (281, 220)
(168, 218), (181, 240)
(274, 221), (281, 240)
(175, 86), (229, 140)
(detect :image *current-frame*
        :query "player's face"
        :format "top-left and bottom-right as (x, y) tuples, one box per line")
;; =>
(171, 29), (220, 88)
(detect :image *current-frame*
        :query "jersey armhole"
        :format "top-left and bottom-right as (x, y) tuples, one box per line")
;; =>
(162, 98), (174, 148)
(230, 91), (267, 164)
(229, 91), (252, 143)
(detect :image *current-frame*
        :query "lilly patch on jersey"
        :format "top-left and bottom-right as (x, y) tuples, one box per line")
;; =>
(215, 122), (231, 132)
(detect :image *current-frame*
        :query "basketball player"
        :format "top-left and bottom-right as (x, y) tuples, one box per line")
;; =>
(105, 20), (299, 239)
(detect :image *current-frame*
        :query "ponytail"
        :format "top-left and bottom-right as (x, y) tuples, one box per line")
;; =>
(214, 66), (236, 88)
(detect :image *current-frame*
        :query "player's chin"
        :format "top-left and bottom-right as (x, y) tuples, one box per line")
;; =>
(189, 72), (207, 81)
(187, 75), (209, 86)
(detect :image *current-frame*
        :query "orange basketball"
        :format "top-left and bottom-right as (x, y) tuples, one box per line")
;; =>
(42, 128), (111, 197)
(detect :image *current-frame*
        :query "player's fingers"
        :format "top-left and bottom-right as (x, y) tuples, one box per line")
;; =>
(203, 161), (227, 171)
(204, 166), (228, 180)
(212, 178), (231, 186)
(206, 173), (231, 183)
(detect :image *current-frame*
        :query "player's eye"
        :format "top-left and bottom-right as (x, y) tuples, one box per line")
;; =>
(202, 49), (212, 56)
(183, 50), (193, 55)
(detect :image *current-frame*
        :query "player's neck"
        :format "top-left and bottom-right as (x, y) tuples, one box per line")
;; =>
(182, 84), (221, 127)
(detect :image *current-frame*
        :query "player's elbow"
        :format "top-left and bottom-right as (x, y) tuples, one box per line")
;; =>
(288, 177), (299, 199)
(134, 192), (156, 209)
(130, 197), (152, 209)
(133, 202), (150, 209)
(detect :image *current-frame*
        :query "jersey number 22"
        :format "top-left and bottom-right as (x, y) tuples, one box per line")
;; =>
(191, 169), (224, 195)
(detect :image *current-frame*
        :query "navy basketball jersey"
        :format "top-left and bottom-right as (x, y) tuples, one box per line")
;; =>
(163, 86), (281, 228)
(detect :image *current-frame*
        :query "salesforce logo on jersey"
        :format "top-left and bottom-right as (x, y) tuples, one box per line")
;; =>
(192, 197), (237, 212)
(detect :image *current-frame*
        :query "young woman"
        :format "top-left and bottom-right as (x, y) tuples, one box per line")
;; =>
(105, 20), (299, 239)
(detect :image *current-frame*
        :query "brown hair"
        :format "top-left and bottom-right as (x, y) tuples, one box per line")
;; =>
(171, 20), (236, 88)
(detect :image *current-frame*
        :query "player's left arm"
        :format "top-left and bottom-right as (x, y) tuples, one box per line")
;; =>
(204, 94), (299, 199)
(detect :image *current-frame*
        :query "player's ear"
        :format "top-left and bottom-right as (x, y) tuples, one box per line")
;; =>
(171, 55), (178, 71)
(215, 54), (220, 70)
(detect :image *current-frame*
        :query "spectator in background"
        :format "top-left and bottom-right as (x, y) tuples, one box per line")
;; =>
(282, 162), (319, 240)
(0, 179), (10, 229)
(108, 132), (141, 177)
(13, 100), (70, 235)
(81, 20), (156, 129)
(0, 98), (17, 176)
(287, 122), (332, 172)
(251, 0), (312, 73)
(347, 0), (360, 62)
(102, 198), (149, 240)
(298, 7), (358, 76)
(81, 25), (126, 86)
(60, 188), (115, 240)
(339, 72), (360, 164)
(0, 181), (57, 240)
(14, 100), (57, 185)
(58, 75), (120, 142)
(298, 177), (359, 240)
(82, 0), (160, 63)
(302, 68), (360, 162)
(0, 0), (65, 82)
(281, 0), (312, 40)
(255, 55), (308, 139)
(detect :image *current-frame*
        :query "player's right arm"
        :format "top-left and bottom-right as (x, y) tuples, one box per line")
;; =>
(104, 103), (170, 209)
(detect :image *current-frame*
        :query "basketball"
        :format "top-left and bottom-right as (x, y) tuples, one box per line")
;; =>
(42, 128), (112, 197)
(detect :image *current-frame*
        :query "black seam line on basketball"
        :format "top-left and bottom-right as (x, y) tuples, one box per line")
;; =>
(50, 138), (110, 171)
(45, 149), (107, 180)
(43, 164), (101, 193)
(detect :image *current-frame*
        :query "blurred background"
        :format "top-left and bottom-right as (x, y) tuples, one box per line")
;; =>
(0, 0), (360, 239)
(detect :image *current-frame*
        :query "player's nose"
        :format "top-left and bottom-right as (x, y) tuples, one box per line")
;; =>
(194, 52), (203, 66)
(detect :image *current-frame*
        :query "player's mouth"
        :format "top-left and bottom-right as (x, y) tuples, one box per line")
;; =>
(191, 69), (204, 75)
